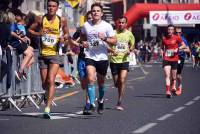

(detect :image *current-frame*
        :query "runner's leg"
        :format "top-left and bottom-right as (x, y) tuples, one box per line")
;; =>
(46, 63), (60, 108)
(164, 65), (172, 98)
(116, 69), (128, 110)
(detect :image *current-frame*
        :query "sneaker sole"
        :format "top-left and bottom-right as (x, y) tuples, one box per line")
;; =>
(22, 75), (27, 80)
(15, 71), (22, 81)
(116, 106), (124, 111)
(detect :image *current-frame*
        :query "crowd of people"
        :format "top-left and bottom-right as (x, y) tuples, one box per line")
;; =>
(0, 0), (200, 119)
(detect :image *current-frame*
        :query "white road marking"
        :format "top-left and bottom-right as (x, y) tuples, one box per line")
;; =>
(157, 114), (174, 121)
(173, 106), (185, 113)
(144, 65), (153, 68)
(139, 66), (149, 75)
(0, 119), (9, 121)
(23, 112), (43, 116)
(50, 116), (69, 120)
(23, 111), (85, 120)
(132, 123), (157, 133)
(193, 96), (200, 101)
(127, 76), (146, 82)
(185, 101), (195, 106)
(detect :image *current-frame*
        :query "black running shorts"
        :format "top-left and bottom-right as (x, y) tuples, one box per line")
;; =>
(85, 58), (109, 76)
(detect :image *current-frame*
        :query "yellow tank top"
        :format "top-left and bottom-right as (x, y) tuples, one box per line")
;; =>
(41, 15), (60, 56)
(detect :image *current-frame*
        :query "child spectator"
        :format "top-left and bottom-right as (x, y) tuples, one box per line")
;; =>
(9, 9), (34, 81)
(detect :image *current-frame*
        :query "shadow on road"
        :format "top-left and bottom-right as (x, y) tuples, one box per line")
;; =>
(134, 93), (166, 98)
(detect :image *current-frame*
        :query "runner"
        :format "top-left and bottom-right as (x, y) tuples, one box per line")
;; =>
(161, 25), (186, 98)
(109, 16), (135, 111)
(174, 27), (190, 95)
(81, 3), (117, 114)
(29, 0), (71, 119)
(71, 11), (94, 114)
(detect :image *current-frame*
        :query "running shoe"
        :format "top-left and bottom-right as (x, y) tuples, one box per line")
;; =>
(166, 90), (172, 98)
(116, 101), (124, 111)
(83, 103), (95, 115)
(22, 72), (27, 80)
(97, 101), (104, 114)
(43, 107), (51, 119)
(175, 88), (182, 96)
(15, 71), (23, 81)
(116, 105), (124, 111)
(83, 103), (91, 115)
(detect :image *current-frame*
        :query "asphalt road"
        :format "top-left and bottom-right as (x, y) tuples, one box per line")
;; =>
(0, 63), (200, 134)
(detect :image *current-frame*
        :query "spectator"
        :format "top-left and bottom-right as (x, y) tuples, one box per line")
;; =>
(9, 9), (34, 81)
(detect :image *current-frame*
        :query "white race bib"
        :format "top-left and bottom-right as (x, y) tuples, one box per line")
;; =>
(88, 38), (102, 49)
(115, 42), (129, 53)
(42, 34), (58, 46)
(165, 49), (174, 57)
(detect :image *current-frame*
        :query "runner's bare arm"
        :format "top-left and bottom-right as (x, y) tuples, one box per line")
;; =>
(98, 32), (117, 46)
(28, 17), (42, 36)
(180, 41), (190, 53)
(80, 32), (89, 48)
(61, 17), (72, 45)
(179, 41), (187, 52)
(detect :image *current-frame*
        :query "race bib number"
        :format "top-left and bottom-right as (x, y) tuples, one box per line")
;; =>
(42, 34), (58, 46)
(115, 42), (129, 53)
(165, 49), (174, 57)
(88, 39), (101, 49)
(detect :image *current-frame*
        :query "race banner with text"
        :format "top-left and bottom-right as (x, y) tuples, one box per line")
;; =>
(150, 10), (200, 25)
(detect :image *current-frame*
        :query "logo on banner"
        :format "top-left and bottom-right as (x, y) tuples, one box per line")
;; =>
(150, 10), (200, 24)
(184, 13), (192, 20)
(152, 13), (160, 20)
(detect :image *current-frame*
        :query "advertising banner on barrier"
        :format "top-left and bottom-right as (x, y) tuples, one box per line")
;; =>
(150, 10), (200, 25)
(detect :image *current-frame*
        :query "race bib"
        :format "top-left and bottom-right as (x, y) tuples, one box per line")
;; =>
(165, 49), (174, 57)
(42, 34), (58, 46)
(88, 39), (101, 49)
(115, 42), (129, 53)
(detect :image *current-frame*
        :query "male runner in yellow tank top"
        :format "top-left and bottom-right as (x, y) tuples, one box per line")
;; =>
(29, 0), (71, 119)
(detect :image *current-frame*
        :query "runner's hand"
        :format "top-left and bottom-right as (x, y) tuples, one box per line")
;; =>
(98, 32), (106, 41)
(173, 48), (178, 53)
(82, 41), (89, 48)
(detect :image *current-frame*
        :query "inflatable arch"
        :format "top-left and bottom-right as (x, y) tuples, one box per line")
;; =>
(124, 3), (200, 27)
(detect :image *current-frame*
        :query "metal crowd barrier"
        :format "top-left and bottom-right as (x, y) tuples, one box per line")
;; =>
(0, 46), (112, 111)
(0, 48), (44, 111)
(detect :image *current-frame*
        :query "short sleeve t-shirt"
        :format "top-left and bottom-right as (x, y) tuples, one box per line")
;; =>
(81, 20), (115, 61)
(10, 23), (27, 47)
(109, 30), (135, 63)
(162, 35), (182, 61)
